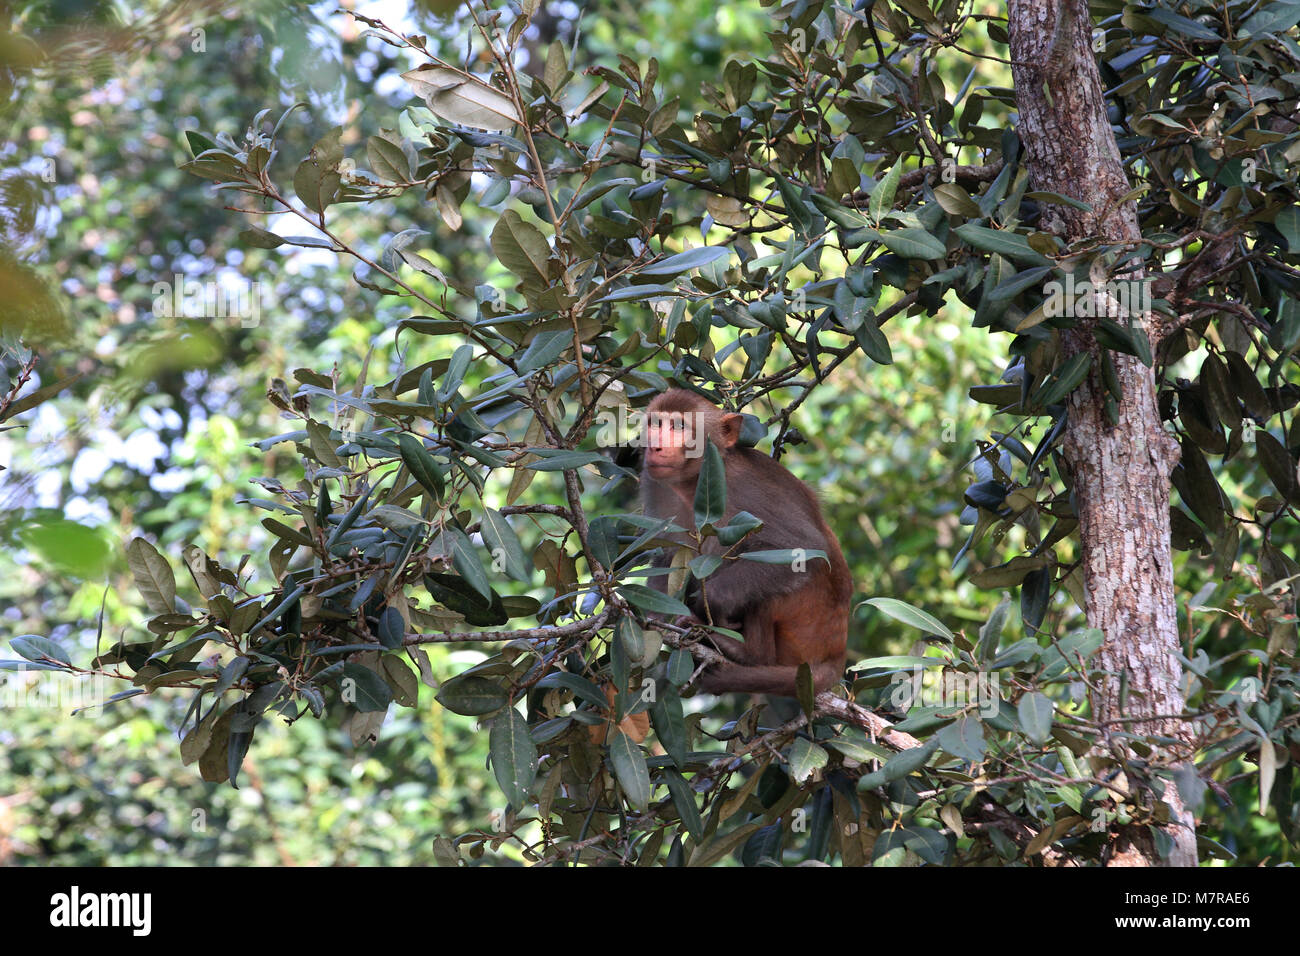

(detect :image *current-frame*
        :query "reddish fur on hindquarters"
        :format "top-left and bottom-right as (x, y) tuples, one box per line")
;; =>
(639, 388), (851, 696)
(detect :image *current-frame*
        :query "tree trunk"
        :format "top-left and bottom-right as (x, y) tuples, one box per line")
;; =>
(1007, 0), (1197, 866)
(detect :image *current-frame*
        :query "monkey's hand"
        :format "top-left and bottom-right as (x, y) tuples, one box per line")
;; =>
(671, 616), (749, 664)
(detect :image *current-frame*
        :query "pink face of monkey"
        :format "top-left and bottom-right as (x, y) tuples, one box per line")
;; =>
(643, 409), (699, 480)
(641, 392), (741, 485)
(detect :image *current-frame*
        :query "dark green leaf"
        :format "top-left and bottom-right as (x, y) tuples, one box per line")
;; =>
(1018, 692), (1054, 746)
(693, 440), (726, 529)
(490, 707), (537, 807)
(608, 730), (651, 810)
(480, 509), (532, 582)
(436, 675), (509, 716)
(397, 434), (445, 502)
(638, 246), (730, 276)
(342, 663), (393, 712)
(619, 584), (691, 617)
(9, 635), (72, 667)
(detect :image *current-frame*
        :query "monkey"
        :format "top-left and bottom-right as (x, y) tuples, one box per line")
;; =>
(638, 388), (852, 697)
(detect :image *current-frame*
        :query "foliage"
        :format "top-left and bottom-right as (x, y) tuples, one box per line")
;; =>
(5, 0), (1300, 865)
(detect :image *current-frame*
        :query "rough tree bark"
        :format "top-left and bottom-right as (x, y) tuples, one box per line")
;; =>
(1007, 0), (1198, 865)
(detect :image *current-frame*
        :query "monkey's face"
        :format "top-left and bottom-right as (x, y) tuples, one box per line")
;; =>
(643, 410), (704, 482)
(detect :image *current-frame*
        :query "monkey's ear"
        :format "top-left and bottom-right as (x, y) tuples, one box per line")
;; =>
(719, 413), (743, 448)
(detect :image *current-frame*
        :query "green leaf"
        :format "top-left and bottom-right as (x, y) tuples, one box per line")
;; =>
(534, 671), (610, 709)
(0, 659), (63, 672)
(1147, 6), (1220, 40)
(853, 314), (893, 365)
(618, 584), (691, 617)
(397, 434), (445, 501)
(367, 131), (414, 183)
(147, 631), (217, 662)
(402, 66), (521, 131)
(667, 648), (694, 685)
(881, 739), (939, 782)
(880, 227), (947, 260)
(9, 635), (72, 667)
(1039, 628), (1104, 681)
(0, 371), (82, 421)
(572, 177), (637, 210)
(617, 616), (645, 661)
(860, 597), (954, 640)
(1243, 2), (1300, 36)
(775, 175), (815, 236)
(368, 505), (427, 532)
(1276, 204), (1300, 253)
(688, 553), (723, 579)
(491, 209), (551, 283)
(847, 655), (943, 671)
(989, 265), (1052, 306)
(424, 572), (506, 626)
(663, 768), (703, 838)
(638, 246), (730, 276)
(516, 329), (570, 372)
(796, 662), (816, 720)
(377, 607), (405, 649)
(826, 736), (891, 762)
(436, 343), (474, 402)
(448, 128), (530, 154)
(937, 716), (987, 762)
(808, 192), (873, 229)
(787, 737), (829, 783)
(716, 511), (763, 545)
(436, 675), (509, 716)
(933, 182), (982, 217)
(445, 528), (493, 601)
(868, 160), (903, 223)
(18, 517), (112, 578)
(523, 449), (606, 471)
(1020, 567), (1051, 633)
(480, 509), (532, 582)
(650, 688), (689, 767)
(1018, 692), (1055, 746)
(127, 537), (177, 615)
(382, 656), (419, 707)
(608, 730), (652, 810)
(594, 284), (680, 303)
(293, 127), (343, 214)
(239, 227), (284, 249)
(342, 663), (394, 712)
(953, 223), (1052, 266)
(737, 548), (828, 566)
(1257, 431), (1299, 502)
(693, 440), (726, 529)
(490, 707), (538, 808)
(1094, 318), (1152, 366)
(1033, 352), (1092, 407)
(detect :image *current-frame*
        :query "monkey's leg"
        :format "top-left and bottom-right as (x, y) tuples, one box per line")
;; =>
(698, 659), (844, 697)
(692, 603), (780, 690)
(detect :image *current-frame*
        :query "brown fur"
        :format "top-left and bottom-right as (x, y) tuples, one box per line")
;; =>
(640, 389), (851, 696)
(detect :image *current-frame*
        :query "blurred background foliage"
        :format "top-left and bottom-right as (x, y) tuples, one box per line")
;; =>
(0, 0), (1292, 865)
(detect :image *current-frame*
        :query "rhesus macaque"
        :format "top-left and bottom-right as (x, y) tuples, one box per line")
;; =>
(639, 388), (851, 696)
